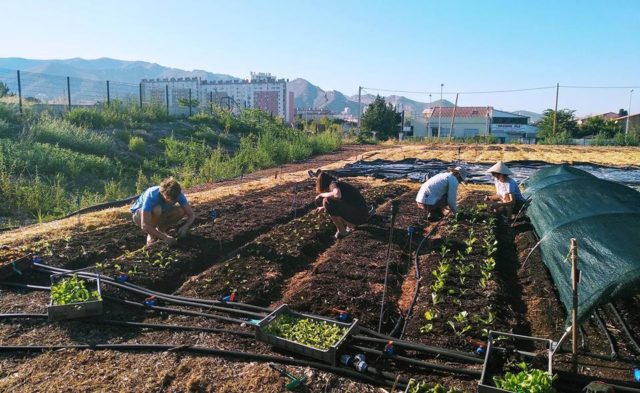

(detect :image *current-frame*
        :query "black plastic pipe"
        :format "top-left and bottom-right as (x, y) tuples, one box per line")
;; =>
(352, 333), (483, 364)
(350, 344), (482, 378)
(103, 295), (250, 325)
(33, 263), (271, 314)
(0, 313), (48, 319)
(608, 302), (640, 354)
(0, 343), (400, 388)
(399, 234), (428, 339)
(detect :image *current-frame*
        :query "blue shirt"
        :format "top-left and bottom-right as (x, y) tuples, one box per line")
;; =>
(130, 186), (188, 213)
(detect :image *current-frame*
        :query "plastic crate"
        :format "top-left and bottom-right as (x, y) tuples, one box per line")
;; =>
(48, 267), (103, 322)
(256, 304), (358, 365)
(478, 331), (555, 393)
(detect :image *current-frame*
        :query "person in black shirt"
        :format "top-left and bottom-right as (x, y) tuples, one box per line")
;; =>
(314, 170), (369, 239)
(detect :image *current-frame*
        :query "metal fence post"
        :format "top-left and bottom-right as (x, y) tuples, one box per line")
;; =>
(106, 80), (110, 105)
(188, 88), (192, 116)
(16, 70), (22, 115)
(139, 83), (143, 109)
(165, 84), (169, 116)
(66, 76), (72, 110)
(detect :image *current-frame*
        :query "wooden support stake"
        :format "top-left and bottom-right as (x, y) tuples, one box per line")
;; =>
(571, 238), (578, 357)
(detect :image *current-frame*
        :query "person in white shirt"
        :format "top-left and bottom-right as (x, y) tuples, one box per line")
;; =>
(415, 166), (467, 221)
(484, 161), (525, 218)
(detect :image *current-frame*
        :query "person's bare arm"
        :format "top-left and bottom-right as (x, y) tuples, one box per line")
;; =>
(177, 204), (195, 237)
(141, 210), (175, 245)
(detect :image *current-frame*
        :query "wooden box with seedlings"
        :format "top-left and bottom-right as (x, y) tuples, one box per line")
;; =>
(48, 268), (103, 321)
(256, 304), (359, 365)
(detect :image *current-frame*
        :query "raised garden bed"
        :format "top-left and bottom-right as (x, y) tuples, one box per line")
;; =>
(48, 269), (103, 321)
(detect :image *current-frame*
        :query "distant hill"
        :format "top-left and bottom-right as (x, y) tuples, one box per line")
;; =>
(0, 57), (235, 84)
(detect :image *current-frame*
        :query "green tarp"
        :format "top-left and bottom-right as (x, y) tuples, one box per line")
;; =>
(523, 165), (640, 325)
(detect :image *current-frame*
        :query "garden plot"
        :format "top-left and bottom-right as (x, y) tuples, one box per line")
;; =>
(402, 190), (521, 350)
(178, 183), (410, 306)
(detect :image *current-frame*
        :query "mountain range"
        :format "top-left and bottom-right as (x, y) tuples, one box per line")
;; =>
(0, 57), (538, 120)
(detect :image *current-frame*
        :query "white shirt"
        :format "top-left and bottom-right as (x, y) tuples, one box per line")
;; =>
(415, 172), (459, 213)
(494, 177), (525, 202)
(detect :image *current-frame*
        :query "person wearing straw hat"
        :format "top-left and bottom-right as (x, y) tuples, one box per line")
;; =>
(415, 166), (467, 221)
(484, 161), (525, 218)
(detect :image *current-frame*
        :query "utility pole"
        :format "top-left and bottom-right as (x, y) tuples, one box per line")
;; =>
(427, 93), (432, 136)
(438, 83), (444, 137)
(626, 89), (634, 134)
(357, 86), (362, 132)
(553, 83), (559, 135)
(448, 93), (459, 140)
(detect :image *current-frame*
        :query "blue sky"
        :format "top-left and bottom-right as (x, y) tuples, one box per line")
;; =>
(2, 0), (639, 115)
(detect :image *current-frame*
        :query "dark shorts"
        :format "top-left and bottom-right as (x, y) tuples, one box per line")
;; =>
(316, 198), (369, 226)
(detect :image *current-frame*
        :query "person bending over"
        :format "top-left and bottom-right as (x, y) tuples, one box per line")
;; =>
(314, 171), (369, 239)
(131, 177), (195, 246)
(484, 161), (525, 218)
(415, 166), (467, 221)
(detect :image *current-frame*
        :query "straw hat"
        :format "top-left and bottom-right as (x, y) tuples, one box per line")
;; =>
(486, 161), (513, 176)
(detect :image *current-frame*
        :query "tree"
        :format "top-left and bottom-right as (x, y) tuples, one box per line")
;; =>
(578, 116), (621, 138)
(0, 81), (9, 98)
(618, 108), (628, 117)
(360, 95), (401, 140)
(536, 109), (578, 140)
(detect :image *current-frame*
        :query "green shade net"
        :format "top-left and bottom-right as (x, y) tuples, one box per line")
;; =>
(523, 165), (640, 326)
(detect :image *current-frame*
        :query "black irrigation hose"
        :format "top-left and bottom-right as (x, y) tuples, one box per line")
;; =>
(33, 263), (272, 314)
(608, 302), (640, 354)
(0, 313), (253, 338)
(99, 319), (254, 338)
(0, 281), (50, 291)
(0, 344), (400, 388)
(350, 345), (482, 378)
(103, 295), (250, 325)
(399, 234), (428, 339)
(593, 309), (618, 360)
(556, 370), (640, 393)
(352, 334), (483, 365)
(0, 313), (48, 319)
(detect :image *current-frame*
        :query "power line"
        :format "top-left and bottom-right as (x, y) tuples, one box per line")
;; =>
(363, 85), (557, 95)
(560, 85), (640, 89)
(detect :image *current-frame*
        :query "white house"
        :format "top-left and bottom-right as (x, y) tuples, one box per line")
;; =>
(421, 106), (538, 142)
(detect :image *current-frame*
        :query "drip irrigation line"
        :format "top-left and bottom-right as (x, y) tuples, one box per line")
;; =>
(349, 345), (481, 378)
(352, 334), (483, 364)
(0, 343), (400, 388)
(399, 218), (445, 340)
(607, 303), (640, 355)
(0, 281), (50, 291)
(555, 370), (640, 393)
(0, 313), (253, 338)
(0, 313), (48, 319)
(33, 262), (271, 314)
(102, 295), (249, 325)
(579, 325), (587, 350)
(593, 309), (618, 360)
(378, 201), (398, 333)
(99, 319), (254, 338)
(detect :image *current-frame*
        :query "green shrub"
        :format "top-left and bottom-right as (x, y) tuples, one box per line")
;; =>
(0, 103), (20, 124)
(27, 115), (113, 155)
(66, 107), (107, 129)
(189, 112), (215, 124)
(113, 129), (131, 143)
(128, 136), (145, 153)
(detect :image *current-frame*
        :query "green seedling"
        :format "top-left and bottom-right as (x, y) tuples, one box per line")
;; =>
(431, 293), (442, 305)
(424, 310), (438, 321)
(405, 379), (464, 393)
(419, 323), (434, 334)
(264, 314), (347, 350)
(493, 362), (557, 393)
(51, 274), (101, 305)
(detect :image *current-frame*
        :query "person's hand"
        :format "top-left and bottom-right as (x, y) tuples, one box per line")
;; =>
(315, 206), (325, 214)
(177, 226), (189, 238)
(315, 194), (322, 201)
(164, 235), (177, 246)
